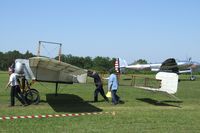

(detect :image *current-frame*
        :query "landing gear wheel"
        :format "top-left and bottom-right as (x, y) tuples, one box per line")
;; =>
(190, 76), (196, 81)
(25, 89), (40, 105)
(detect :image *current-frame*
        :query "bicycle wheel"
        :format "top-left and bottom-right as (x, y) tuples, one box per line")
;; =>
(25, 88), (40, 105)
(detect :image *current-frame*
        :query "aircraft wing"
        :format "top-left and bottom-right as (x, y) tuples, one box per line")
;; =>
(135, 72), (179, 94)
(29, 57), (87, 84)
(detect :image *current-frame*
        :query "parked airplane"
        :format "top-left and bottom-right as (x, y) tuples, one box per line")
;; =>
(10, 56), (88, 104)
(115, 59), (182, 103)
(8, 41), (88, 104)
(115, 58), (200, 80)
(15, 57), (88, 93)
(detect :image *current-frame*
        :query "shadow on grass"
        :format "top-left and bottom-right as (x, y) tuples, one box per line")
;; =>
(46, 94), (102, 113)
(136, 98), (182, 108)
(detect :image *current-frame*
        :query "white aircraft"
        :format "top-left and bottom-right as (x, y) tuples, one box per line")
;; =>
(11, 56), (88, 105)
(15, 57), (87, 93)
(115, 58), (184, 103)
(9, 41), (88, 104)
(115, 58), (200, 80)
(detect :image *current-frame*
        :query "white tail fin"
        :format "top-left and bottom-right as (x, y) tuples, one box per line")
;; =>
(118, 58), (128, 67)
(115, 58), (128, 73)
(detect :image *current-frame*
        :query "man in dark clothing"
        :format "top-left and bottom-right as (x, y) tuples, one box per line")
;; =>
(87, 70), (109, 102)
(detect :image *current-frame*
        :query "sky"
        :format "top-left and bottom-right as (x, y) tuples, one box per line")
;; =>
(0, 0), (200, 63)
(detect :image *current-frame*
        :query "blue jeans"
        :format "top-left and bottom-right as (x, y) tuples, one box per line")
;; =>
(111, 90), (119, 104)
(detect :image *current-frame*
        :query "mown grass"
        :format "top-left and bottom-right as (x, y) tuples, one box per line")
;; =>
(0, 72), (200, 133)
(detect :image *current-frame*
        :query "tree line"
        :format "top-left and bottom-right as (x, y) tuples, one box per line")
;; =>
(0, 50), (116, 73)
(56, 54), (116, 73)
(0, 50), (151, 74)
(0, 50), (34, 71)
(1, 50), (199, 74)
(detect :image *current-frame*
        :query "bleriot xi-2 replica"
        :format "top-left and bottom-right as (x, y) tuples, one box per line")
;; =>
(11, 41), (87, 105)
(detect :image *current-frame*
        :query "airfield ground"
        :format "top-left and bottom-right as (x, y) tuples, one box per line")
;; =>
(0, 71), (200, 132)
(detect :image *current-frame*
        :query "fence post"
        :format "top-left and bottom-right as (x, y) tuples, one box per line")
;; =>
(131, 75), (135, 86)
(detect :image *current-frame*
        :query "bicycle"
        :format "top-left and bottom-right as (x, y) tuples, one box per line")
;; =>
(20, 76), (40, 105)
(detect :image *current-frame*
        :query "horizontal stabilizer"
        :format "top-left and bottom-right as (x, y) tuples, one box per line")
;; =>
(118, 58), (128, 68)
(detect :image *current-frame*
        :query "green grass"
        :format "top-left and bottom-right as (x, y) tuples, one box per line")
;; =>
(0, 72), (200, 133)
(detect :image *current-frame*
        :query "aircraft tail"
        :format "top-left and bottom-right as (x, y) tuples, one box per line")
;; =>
(115, 58), (128, 73)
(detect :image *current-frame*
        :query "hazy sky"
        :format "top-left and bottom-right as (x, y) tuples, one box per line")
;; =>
(0, 0), (200, 63)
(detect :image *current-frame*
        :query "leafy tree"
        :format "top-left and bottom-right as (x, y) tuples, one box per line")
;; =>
(126, 59), (151, 74)
(83, 56), (93, 69)
(0, 50), (35, 70)
(23, 50), (34, 59)
(131, 59), (148, 65)
(92, 56), (114, 73)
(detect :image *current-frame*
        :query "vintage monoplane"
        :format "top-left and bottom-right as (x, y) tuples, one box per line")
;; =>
(12, 41), (87, 104)
(114, 58), (185, 103)
(115, 57), (200, 80)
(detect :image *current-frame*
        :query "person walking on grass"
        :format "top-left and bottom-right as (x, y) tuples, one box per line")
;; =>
(108, 70), (120, 105)
(87, 70), (109, 102)
(6, 67), (27, 107)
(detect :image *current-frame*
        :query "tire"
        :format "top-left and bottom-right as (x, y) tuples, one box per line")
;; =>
(25, 89), (40, 105)
(190, 76), (196, 81)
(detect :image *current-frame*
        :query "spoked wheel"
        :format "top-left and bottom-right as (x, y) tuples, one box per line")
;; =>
(25, 88), (40, 105)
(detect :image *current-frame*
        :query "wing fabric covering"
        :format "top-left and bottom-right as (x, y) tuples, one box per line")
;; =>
(29, 57), (87, 83)
(155, 72), (178, 94)
(136, 72), (178, 94)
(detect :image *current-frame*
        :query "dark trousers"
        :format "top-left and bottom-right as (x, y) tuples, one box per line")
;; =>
(10, 85), (26, 106)
(94, 85), (109, 102)
(111, 90), (120, 104)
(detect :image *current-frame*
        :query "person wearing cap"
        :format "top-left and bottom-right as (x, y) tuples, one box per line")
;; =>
(6, 67), (27, 107)
(108, 70), (120, 105)
(87, 70), (109, 102)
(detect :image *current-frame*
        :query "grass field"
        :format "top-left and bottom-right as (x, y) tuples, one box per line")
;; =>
(0, 71), (200, 133)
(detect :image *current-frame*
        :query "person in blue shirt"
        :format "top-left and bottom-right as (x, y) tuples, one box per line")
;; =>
(108, 70), (120, 105)
(87, 70), (109, 102)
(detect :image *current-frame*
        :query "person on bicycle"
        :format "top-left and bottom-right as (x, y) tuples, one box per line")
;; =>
(6, 67), (28, 107)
